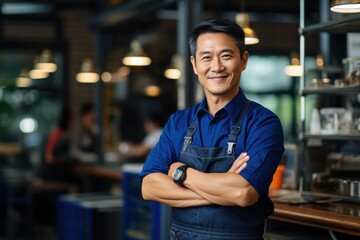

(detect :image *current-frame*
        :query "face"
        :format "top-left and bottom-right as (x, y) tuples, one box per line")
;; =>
(83, 110), (95, 132)
(144, 120), (154, 133)
(190, 32), (248, 100)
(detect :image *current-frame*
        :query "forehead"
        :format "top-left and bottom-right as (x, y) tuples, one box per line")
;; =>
(196, 32), (238, 53)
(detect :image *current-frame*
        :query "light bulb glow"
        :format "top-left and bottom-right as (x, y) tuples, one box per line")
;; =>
(164, 68), (181, 79)
(76, 72), (99, 83)
(29, 69), (49, 79)
(284, 65), (303, 77)
(331, 3), (360, 13)
(122, 56), (152, 66)
(35, 62), (57, 73)
(19, 117), (37, 133)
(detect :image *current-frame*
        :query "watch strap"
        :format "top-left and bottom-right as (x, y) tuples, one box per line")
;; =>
(173, 165), (188, 186)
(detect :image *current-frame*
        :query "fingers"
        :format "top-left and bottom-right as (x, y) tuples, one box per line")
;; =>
(227, 152), (250, 173)
(235, 162), (247, 174)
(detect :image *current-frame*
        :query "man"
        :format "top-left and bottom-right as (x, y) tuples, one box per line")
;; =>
(71, 102), (97, 163)
(140, 18), (284, 240)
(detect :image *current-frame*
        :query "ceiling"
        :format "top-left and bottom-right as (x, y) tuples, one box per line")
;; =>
(0, 0), (320, 52)
(0, 0), (321, 88)
(0, 0), (319, 32)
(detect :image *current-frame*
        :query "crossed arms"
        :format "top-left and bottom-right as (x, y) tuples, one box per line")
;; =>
(141, 152), (259, 208)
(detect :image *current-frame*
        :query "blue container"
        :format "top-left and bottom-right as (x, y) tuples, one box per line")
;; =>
(121, 164), (171, 240)
(57, 193), (123, 240)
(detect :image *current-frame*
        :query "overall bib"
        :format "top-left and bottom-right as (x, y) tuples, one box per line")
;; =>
(170, 100), (265, 240)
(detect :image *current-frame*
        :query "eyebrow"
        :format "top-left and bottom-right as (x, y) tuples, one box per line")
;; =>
(198, 48), (235, 57)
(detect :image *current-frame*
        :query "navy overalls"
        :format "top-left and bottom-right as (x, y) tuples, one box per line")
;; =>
(170, 100), (266, 240)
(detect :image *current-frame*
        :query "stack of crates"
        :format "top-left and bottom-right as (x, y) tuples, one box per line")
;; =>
(57, 193), (123, 240)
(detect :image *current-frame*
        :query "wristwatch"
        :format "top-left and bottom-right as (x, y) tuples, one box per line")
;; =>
(172, 165), (189, 186)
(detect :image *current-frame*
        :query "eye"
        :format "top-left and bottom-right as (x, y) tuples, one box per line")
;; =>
(222, 54), (232, 60)
(201, 55), (211, 61)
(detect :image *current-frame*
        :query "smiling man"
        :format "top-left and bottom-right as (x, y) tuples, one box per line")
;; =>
(140, 18), (284, 240)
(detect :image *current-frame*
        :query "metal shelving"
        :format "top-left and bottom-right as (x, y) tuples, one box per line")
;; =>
(299, 0), (360, 203)
(301, 13), (360, 34)
(303, 133), (360, 141)
(300, 85), (360, 95)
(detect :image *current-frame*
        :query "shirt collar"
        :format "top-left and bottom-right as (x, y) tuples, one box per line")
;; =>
(224, 88), (247, 123)
(195, 88), (247, 123)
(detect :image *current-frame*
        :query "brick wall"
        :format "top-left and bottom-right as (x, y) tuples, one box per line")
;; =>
(59, 8), (96, 129)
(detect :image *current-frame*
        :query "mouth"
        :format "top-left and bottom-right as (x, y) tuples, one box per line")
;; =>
(207, 74), (229, 81)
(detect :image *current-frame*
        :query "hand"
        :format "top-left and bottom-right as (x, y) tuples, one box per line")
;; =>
(227, 152), (250, 173)
(168, 162), (185, 178)
(118, 142), (130, 154)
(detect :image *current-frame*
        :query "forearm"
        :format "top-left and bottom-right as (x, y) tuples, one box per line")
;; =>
(142, 173), (212, 207)
(119, 142), (150, 157)
(128, 143), (150, 157)
(167, 153), (257, 207)
(184, 168), (259, 206)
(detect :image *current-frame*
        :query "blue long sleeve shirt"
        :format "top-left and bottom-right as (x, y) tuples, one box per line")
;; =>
(140, 88), (285, 216)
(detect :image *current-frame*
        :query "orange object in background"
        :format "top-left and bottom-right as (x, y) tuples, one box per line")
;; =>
(270, 165), (285, 189)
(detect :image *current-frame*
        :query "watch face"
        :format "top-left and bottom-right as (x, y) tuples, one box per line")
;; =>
(173, 169), (183, 181)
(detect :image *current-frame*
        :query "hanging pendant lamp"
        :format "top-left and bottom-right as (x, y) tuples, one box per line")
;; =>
(331, 0), (360, 13)
(122, 40), (152, 66)
(35, 49), (57, 73)
(235, 0), (259, 45)
(284, 52), (303, 77)
(235, 13), (259, 45)
(76, 58), (99, 83)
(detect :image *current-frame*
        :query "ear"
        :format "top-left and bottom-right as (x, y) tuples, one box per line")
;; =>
(241, 51), (249, 70)
(190, 56), (198, 75)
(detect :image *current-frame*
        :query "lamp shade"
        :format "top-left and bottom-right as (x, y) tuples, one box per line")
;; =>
(122, 40), (152, 66)
(284, 65), (303, 77)
(29, 69), (49, 79)
(284, 53), (303, 77)
(145, 85), (161, 97)
(16, 69), (31, 87)
(164, 68), (181, 79)
(164, 54), (181, 79)
(235, 13), (259, 45)
(35, 49), (57, 73)
(331, 0), (360, 13)
(76, 58), (99, 83)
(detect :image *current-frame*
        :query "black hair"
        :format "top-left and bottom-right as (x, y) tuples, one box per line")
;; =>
(58, 106), (71, 130)
(188, 18), (246, 58)
(80, 102), (94, 116)
(145, 113), (163, 126)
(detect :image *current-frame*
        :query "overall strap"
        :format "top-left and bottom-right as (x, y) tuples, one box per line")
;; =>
(182, 121), (197, 152)
(227, 99), (251, 155)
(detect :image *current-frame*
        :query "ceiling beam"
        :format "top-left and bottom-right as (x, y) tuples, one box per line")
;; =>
(88, 0), (177, 29)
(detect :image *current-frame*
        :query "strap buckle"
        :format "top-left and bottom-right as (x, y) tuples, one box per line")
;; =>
(227, 142), (236, 155)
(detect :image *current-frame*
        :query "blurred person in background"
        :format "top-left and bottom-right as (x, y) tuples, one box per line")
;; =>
(36, 105), (78, 192)
(118, 113), (163, 162)
(71, 102), (97, 163)
(40, 106), (73, 180)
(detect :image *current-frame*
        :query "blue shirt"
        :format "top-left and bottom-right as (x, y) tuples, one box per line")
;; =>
(140, 88), (284, 215)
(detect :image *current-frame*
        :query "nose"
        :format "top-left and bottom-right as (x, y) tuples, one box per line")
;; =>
(211, 57), (224, 72)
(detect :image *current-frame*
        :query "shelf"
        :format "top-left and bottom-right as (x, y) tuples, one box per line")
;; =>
(301, 191), (360, 204)
(303, 133), (360, 141)
(298, 0), (360, 212)
(300, 85), (360, 95)
(301, 13), (360, 34)
(306, 65), (343, 74)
